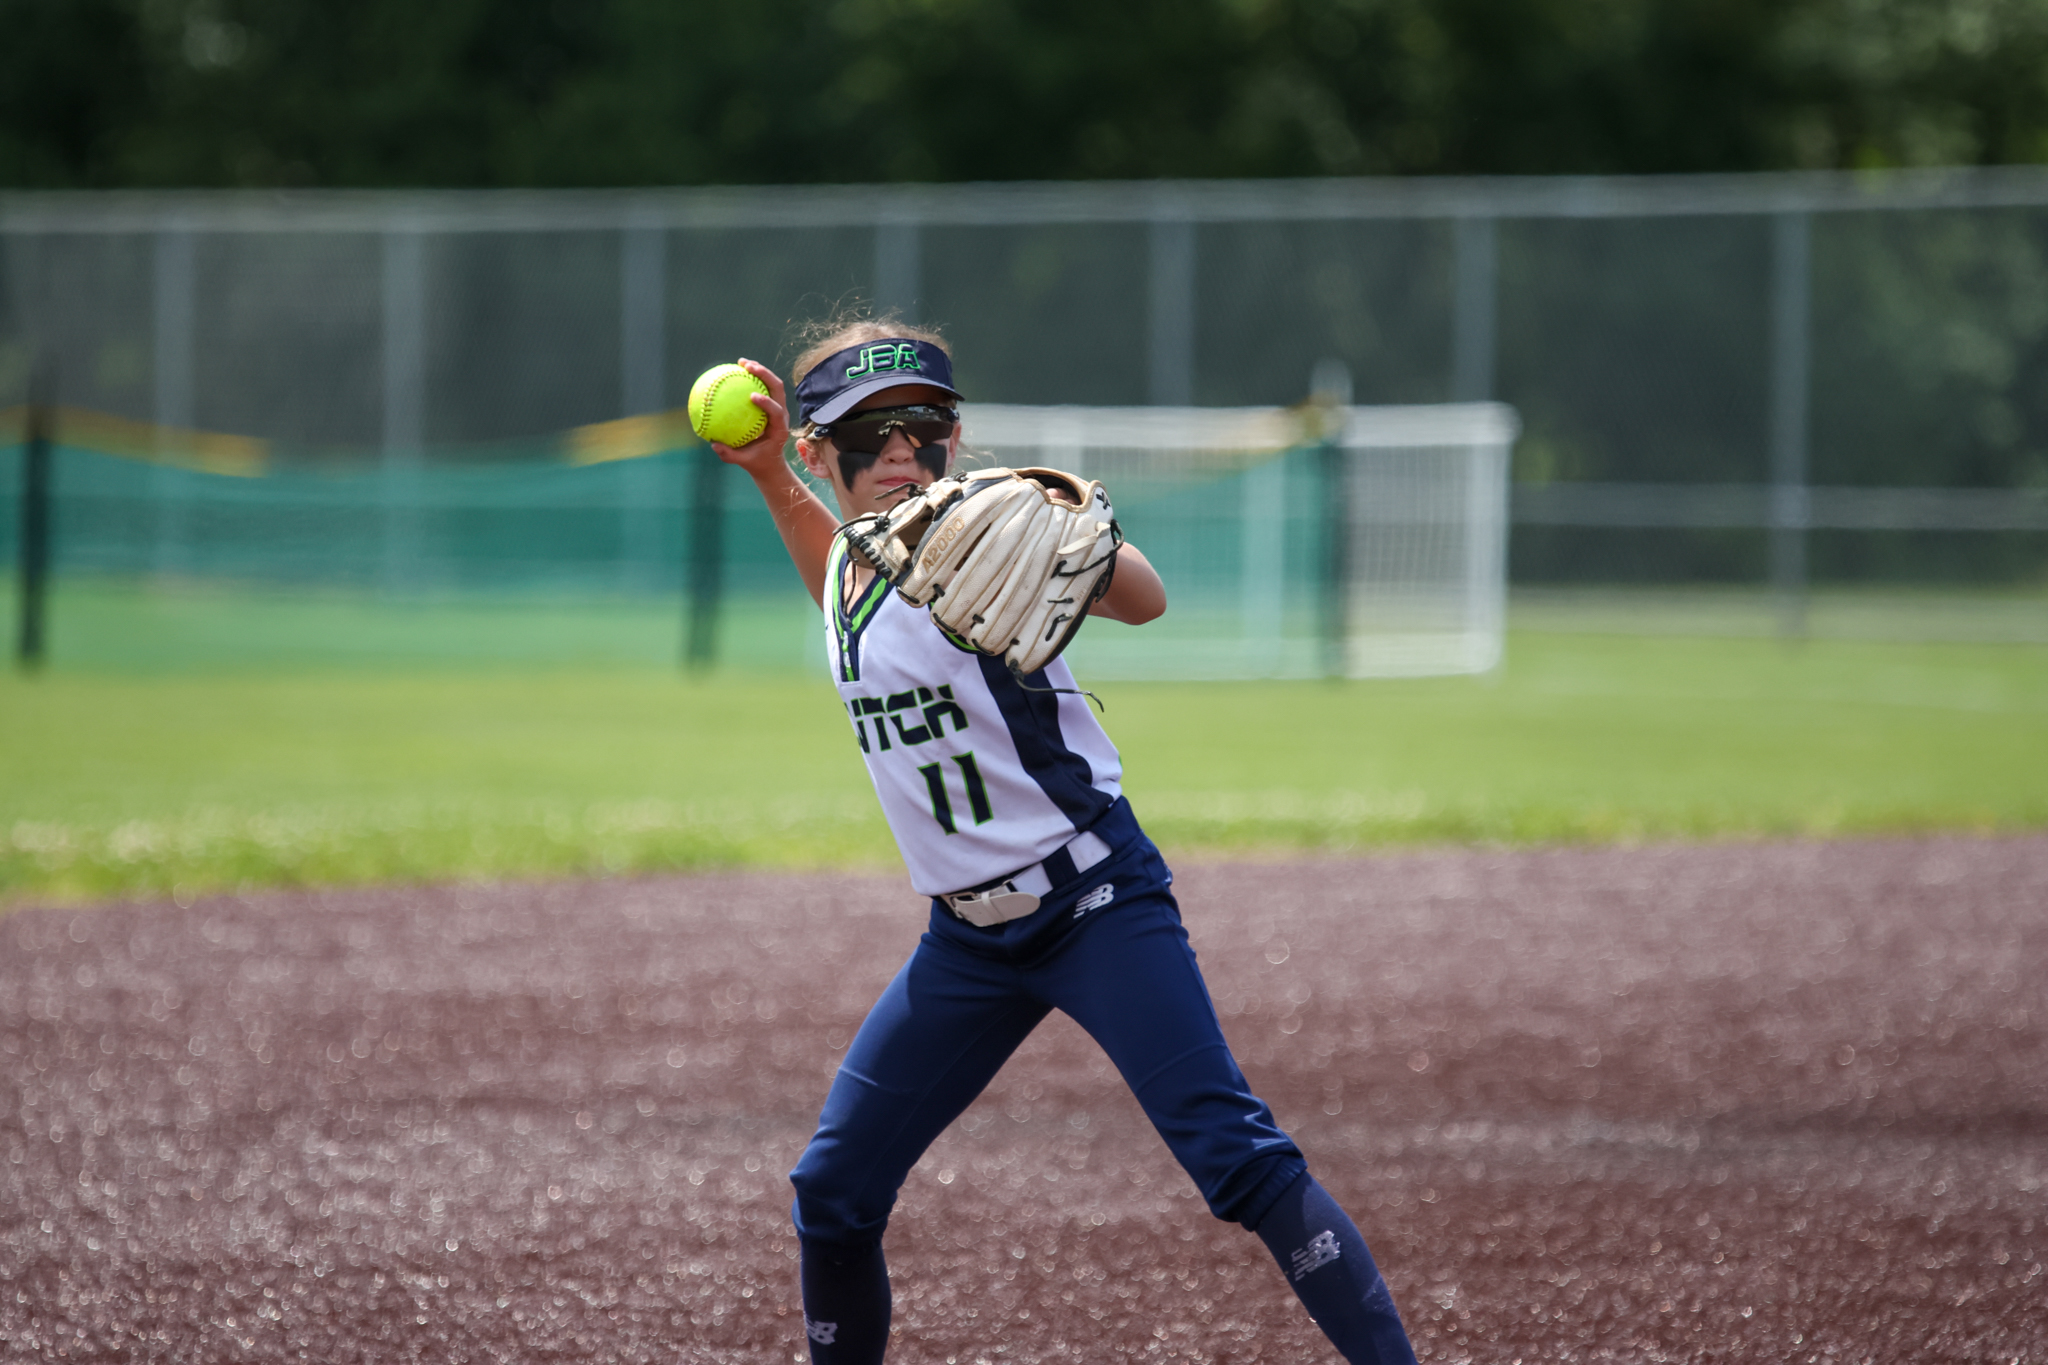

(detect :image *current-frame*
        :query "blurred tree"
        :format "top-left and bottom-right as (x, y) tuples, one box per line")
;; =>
(5, 0), (2048, 187)
(0, 0), (154, 184)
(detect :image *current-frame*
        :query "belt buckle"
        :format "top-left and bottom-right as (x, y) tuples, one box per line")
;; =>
(950, 881), (1041, 926)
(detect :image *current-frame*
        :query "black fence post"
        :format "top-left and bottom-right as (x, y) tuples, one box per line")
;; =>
(17, 374), (53, 671)
(684, 447), (724, 670)
(1320, 437), (1349, 679)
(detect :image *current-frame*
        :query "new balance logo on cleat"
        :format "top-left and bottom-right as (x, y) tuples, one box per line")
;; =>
(805, 1317), (838, 1345)
(1073, 882), (1116, 918)
(1291, 1230), (1341, 1281)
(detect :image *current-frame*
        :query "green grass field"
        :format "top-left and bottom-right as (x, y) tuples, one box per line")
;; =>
(5, 610), (2045, 905)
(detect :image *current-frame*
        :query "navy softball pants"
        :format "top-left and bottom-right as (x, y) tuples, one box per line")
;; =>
(789, 821), (1307, 1250)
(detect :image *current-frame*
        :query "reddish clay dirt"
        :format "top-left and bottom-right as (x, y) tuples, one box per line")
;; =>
(3, 837), (2044, 1364)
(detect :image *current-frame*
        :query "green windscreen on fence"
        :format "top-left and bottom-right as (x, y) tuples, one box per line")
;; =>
(2, 401), (1515, 676)
(0, 411), (823, 671)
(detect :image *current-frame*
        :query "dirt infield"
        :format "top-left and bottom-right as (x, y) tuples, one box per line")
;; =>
(3, 838), (2044, 1364)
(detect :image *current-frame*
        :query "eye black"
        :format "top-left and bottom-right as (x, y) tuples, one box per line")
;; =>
(835, 442), (948, 486)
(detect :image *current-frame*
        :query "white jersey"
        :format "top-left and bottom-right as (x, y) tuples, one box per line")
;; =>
(824, 537), (1124, 897)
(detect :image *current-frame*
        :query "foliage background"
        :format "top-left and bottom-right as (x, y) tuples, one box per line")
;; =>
(8, 0), (2048, 189)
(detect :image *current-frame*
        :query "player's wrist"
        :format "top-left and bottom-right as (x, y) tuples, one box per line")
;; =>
(735, 448), (803, 490)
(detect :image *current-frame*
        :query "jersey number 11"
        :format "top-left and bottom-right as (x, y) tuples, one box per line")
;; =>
(919, 753), (993, 834)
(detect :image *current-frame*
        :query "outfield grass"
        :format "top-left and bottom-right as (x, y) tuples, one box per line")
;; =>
(1, 578), (821, 673)
(4, 630), (2045, 905)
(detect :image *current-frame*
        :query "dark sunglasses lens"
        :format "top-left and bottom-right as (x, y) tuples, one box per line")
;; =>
(831, 424), (891, 456)
(828, 408), (956, 456)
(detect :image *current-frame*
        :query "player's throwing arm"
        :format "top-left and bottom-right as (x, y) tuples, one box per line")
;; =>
(693, 318), (1418, 1365)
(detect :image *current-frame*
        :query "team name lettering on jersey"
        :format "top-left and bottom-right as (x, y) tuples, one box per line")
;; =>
(843, 342), (922, 380)
(846, 684), (969, 753)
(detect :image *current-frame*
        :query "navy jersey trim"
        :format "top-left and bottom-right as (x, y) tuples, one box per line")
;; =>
(976, 654), (1116, 830)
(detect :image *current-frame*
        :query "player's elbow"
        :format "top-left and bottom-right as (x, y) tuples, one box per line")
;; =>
(1118, 587), (1167, 625)
(1095, 544), (1167, 624)
(1095, 574), (1167, 625)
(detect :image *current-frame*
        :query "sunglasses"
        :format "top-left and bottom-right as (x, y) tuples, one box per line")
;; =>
(815, 405), (959, 486)
(813, 405), (960, 456)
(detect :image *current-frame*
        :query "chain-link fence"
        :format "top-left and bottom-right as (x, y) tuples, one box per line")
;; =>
(4, 171), (2047, 667)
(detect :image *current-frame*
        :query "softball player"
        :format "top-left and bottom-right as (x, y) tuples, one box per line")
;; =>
(711, 321), (1417, 1365)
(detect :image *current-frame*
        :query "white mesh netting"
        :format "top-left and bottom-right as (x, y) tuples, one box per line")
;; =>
(961, 403), (1514, 680)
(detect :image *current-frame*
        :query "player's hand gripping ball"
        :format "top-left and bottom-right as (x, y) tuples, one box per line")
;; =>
(688, 363), (770, 447)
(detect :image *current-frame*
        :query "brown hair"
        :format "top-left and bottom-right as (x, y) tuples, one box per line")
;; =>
(788, 307), (952, 437)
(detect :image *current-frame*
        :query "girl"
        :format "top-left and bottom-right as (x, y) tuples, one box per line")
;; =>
(710, 317), (1417, 1365)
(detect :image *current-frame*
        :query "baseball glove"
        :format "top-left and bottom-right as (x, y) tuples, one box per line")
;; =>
(840, 466), (1121, 676)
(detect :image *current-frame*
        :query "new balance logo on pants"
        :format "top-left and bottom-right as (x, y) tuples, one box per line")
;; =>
(805, 1317), (838, 1344)
(1073, 882), (1116, 918)
(1291, 1229), (1341, 1280)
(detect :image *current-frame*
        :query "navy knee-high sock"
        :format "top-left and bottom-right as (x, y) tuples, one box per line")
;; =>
(799, 1237), (891, 1365)
(1252, 1172), (1417, 1365)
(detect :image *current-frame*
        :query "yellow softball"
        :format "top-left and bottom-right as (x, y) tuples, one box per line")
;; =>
(687, 363), (770, 446)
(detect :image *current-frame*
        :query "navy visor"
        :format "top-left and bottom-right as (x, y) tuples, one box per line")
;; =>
(795, 338), (961, 426)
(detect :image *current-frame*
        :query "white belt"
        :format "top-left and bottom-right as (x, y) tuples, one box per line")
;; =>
(941, 830), (1114, 927)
